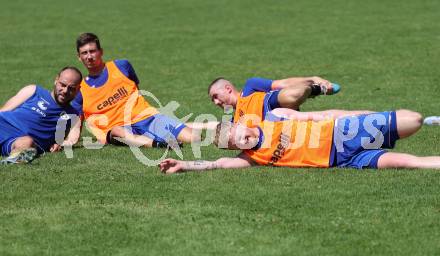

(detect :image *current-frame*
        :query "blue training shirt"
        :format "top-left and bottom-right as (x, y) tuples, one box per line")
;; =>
(241, 77), (273, 97)
(237, 77), (280, 121)
(71, 59), (139, 114)
(0, 86), (79, 152)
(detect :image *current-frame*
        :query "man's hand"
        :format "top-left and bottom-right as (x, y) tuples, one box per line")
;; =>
(49, 140), (78, 153)
(159, 159), (184, 174)
(50, 144), (62, 152)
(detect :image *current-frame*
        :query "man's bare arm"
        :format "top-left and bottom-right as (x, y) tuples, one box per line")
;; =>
(0, 85), (36, 112)
(159, 153), (254, 174)
(50, 115), (84, 152)
(63, 115), (83, 146)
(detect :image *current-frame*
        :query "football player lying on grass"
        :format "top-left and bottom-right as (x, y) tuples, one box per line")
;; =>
(159, 108), (440, 174)
(0, 67), (82, 164)
(188, 76), (340, 131)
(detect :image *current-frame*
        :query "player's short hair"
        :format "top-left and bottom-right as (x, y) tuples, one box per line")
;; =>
(76, 32), (101, 52)
(58, 66), (83, 85)
(208, 77), (226, 94)
(213, 121), (232, 149)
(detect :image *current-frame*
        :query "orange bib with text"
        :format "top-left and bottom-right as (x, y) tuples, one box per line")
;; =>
(233, 91), (266, 126)
(244, 119), (334, 168)
(81, 61), (158, 143)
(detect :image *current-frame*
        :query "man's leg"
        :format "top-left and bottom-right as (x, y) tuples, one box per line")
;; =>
(378, 152), (440, 169)
(176, 126), (201, 143)
(108, 126), (155, 147)
(109, 115), (201, 147)
(375, 111), (434, 169)
(394, 109), (423, 139)
(269, 108), (374, 121)
(10, 136), (35, 153)
(277, 85), (312, 110)
(276, 83), (340, 110)
(1, 136), (37, 164)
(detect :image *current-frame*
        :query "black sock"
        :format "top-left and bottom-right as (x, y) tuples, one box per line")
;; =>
(310, 84), (321, 96)
(152, 140), (168, 148)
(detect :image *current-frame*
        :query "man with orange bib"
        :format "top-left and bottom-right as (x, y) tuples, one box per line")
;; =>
(207, 76), (340, 126)
(69, 33), (198, 147)
(159, 109), (440, 173)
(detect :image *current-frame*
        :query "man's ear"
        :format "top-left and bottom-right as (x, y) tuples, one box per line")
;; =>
(225, 84), (233, 93)
(54, 75), (59, 86)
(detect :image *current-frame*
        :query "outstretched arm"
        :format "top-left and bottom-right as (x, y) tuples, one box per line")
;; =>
(0, 85), (36, 112)
(159, 153), (254, 174)
(271, 76), (331, 90)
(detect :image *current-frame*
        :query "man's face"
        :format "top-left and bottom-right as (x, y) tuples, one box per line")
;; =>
(209, 83), (234, 110)
(77, 42), (104, 70)
(227, 123), (259, 150)
(54, 70), (81, 106)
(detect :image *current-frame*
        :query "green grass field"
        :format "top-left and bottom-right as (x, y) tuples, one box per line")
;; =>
(1, 0), (440, 255)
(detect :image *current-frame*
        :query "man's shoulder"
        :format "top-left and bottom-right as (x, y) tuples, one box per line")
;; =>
(242, 77), (273, 96)
(244, 77), (273, 87)
(113, 59), (132, 67)
(32, 85), (50, 96)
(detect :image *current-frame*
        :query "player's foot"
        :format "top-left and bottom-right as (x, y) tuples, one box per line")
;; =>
(0, 148), (38, 165)
(310, 83), (340, 96)
(424, 116), (440, 126)
(319, 83), (341, 95)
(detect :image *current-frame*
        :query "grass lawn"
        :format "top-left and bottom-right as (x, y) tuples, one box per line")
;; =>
(1, 0), (440, 255)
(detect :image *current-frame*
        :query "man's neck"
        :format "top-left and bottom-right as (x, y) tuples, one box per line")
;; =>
(250, 126), (264, 150)
(231, 90), (240, 107)
(88, 62), (106, 77)
(250, 126), (261, 138)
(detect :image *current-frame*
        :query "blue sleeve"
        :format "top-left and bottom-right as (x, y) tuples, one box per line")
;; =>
(242, 78), (273, 96)
(114, 59), (140, 85)
(70, 91), (83, 115)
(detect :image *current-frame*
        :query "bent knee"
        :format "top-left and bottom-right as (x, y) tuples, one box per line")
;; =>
(396, 109), (423, 127)
(16, 136), (34, 145)
(110, 126), (127, 137)
(12, 136), (35, 150)
(177, 127), (199, 143)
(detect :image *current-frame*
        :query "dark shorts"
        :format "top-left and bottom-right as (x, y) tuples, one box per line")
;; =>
(330, 111), (399, 169)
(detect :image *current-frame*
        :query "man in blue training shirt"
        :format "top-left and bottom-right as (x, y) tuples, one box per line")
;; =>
(0, 67), (82, 164)
(207, 76), (340, 125)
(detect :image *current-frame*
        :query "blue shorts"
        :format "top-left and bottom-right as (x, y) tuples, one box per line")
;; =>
(0, 115), (26, 156)
(108, 114), (186, 144)
(263, 90), (281, 121)
(0, 114), (50, 155)
(330, 111), (399, 169)
(0, 137), (18, 156)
